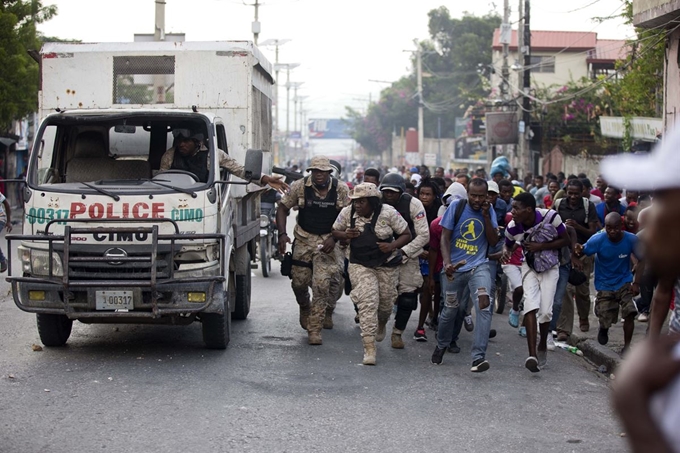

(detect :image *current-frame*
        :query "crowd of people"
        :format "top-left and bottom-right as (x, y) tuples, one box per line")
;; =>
(278, 134), (680, 451)
(275, 154), (659, 374)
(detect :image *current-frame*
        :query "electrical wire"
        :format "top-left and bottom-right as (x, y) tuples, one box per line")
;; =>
(496, 21), (677, 107)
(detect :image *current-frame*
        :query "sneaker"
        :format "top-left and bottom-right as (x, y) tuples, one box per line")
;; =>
(597, 327), (609, 345)
(489, 329), (497, 339)
(579, 317), (590, 332)
(431, 346), (445, 365)
(430, 319), (439, 332)
(537, 349), (547, 368)
(413, 329), (428, 342)
(556, 331), (569, 342)
(448, 341), (461, 354)
(546, 334), (556, 351)
(464, 315), (474, 332)
(508, 309), (520, 328)
(638, 312), (649, 323)
(354, 313), (360, 324)
(470, 358), (490, 373)
(525, 356), (540, 373)
(0, 260), (6, 273)
(518, 326), (527, 337)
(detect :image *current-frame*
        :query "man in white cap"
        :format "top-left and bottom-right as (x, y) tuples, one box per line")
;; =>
(277, 156), (350, 345)
(602, 124), (680, 451)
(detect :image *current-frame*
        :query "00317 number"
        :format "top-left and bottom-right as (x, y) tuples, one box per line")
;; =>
(95, 290), (134, 310)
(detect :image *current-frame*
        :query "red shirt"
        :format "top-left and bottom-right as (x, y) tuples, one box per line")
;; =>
(504, 212), (524, 265)
(543, 194), (553, 209)
(429, 217), (444, 274)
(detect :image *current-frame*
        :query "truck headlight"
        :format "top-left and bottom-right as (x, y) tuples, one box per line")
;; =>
(20, 246), (63, 277)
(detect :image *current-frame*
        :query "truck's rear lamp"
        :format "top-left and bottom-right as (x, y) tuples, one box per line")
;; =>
(188, 292), (206, 303)
(29, 291), (46, 301)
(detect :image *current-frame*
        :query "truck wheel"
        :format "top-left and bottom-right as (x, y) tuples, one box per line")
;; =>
(36, 313), (73, 347)
(260, 235), (271, 278)
(201, 311), (231, 349)
(233, 252), (251, 320)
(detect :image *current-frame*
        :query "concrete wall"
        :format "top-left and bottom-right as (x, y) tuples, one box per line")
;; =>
(491, 50), (589, 95)
(634, 0), (680, 27)
(665, 28), (680, 131)
(541, 146), (603, 180)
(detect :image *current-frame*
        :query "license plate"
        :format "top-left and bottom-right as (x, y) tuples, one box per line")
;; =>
(95, 290), (134, 310)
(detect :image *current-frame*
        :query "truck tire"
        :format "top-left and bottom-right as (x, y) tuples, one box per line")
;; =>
(36, 313), (73, 347)
(201, 311), (231, 349)
(233, 250), (251, 320)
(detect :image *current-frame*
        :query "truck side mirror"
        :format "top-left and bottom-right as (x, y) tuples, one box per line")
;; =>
(244, 149), (263, 182)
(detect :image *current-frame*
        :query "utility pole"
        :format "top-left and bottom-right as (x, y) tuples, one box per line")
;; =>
(522, 0), (531, 175)
(416, 43), (424, 164)
(261, 39), (291, 165)
(501, 0), (510, 98)
(517, 0), (525, 174)
(153, 0), (166, 103)
(250, 0), (261, 45)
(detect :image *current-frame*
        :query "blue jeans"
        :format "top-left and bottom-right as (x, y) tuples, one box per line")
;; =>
(437, 263), (492, 362)
(551, 263), (571, 332)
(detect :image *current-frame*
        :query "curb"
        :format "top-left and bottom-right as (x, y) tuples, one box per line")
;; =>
(568, 331), (621, 373)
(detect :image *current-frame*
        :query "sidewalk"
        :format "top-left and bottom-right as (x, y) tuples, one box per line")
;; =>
(565, 295), (653, 373)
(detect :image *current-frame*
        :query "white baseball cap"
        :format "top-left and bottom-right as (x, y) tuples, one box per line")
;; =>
(600, 125), (670, 191)
(487, 181), (500, 194)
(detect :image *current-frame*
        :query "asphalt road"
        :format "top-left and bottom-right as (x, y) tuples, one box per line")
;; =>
(0, 248), (627, 453)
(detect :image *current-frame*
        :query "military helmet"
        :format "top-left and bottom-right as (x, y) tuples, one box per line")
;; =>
(379, 172), (406, 193)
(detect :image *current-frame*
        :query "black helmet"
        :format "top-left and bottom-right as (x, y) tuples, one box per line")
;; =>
(379, 172), (406, 193)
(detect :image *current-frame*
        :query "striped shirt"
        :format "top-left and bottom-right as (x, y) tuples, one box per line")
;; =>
(504, 209), (566, 248)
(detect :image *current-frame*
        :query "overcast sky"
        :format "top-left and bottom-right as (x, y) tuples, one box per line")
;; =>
(38, 0), (633, 125)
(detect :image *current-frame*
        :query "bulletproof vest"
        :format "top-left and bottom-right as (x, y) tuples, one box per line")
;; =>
(297, 176), (339, 235)
(349, 204), (393, 267)
(172, 148), (209, 182)
(394, 193), (416, 238)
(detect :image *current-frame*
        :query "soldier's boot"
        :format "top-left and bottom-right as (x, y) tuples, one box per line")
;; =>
(362, 336), (376, 365)
(299, 306), (311, 331)
(323, 309), (334, 330)
(294, 289), (311, 331)
(391, 328), (405, 349)
(308, 330), (322, 345)
(376, 319), (388, 342)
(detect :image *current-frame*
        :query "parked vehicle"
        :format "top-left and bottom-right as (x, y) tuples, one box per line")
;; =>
(8, 41), (273, 349)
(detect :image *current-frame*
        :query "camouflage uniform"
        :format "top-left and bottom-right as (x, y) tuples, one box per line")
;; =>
(160, 146), (268, 184)
(333, 203), (408, 337)
(396, 197), (430, 294)
(279, 175), (349, 333)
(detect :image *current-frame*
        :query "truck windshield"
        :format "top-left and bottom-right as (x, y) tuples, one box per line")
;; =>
(31, 118), (213, 189)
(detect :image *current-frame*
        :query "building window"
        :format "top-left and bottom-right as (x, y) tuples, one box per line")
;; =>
(530, 56), (555, 73)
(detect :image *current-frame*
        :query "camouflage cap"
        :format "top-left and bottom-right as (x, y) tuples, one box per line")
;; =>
(349, 182), (381, 199)
(306, 156), (334, 172)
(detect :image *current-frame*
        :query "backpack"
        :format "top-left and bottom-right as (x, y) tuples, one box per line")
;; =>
(524, 210), (560, 273)
(553, 197), (589, 219)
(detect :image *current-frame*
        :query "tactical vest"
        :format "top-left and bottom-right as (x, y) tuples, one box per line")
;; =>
(394, 193), (416, 238)
(297, 176), (339, 235)
(172, 148), (209, 182)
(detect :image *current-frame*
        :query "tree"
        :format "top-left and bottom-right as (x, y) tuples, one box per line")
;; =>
(345, 8), (500, 154)
(0, 0), (57, 133)
(602, 0), (665, 119)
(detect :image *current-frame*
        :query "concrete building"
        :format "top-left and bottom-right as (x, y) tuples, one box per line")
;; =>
(490, 30), (627, 95)
(633, 1), (680, 128)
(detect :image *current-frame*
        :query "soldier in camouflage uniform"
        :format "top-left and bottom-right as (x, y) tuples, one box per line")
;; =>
(277, 156), (349, 345)
(332, 183), (411, 365)
(379, 173), (431, 348)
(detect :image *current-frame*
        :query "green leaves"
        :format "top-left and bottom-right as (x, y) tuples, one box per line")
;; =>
(0, 0), (57, 133)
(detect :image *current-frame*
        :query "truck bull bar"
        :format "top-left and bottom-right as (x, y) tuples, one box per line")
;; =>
(6, 218), (226, 319)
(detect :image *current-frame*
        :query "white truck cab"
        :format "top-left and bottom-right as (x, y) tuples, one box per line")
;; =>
(9, 41), (273, 349)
